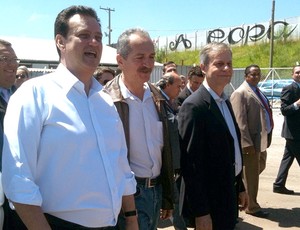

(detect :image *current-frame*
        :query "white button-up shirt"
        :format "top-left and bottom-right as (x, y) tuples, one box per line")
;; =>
(2, 64), (136, 227)
(119, 79), (163, 178)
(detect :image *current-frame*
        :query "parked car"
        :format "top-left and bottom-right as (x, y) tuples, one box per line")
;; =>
(259, 79), (293, 99)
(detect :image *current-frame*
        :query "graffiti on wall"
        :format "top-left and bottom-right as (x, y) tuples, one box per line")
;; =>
(166, 20), (297, 51)
(169, 34), (192, 51)
(207, 21), (297, 45)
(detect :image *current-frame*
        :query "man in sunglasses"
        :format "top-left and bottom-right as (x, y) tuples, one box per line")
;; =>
(15, 65), (29, 89)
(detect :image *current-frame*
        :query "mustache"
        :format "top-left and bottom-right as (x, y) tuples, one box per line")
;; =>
(138, 67), (152, 73)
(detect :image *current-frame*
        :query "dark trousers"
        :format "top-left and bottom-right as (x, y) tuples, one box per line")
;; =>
(2, 198), (114, 230)
(45, 214), (115, 230)
(274, 139), (300, 187)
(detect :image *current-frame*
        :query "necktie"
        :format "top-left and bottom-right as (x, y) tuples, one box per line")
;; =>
(255, 87), (274, 129)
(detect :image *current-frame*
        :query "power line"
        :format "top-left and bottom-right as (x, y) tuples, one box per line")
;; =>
(100, 7), (115, 45)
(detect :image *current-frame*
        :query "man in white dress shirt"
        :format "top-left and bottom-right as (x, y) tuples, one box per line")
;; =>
(104, 28), (174, 230)
(2, 5), (137, 230)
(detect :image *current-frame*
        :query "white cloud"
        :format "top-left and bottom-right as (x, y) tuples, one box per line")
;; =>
(28, 13), (48, 22)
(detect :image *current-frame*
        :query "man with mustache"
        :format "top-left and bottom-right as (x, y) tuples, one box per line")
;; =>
(104, 28), (174, 230)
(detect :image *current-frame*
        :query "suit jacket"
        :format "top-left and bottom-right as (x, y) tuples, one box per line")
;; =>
(175, 86), (192, 108)
(230, 81), (272, 152)
(161, 93), (181, 171)
(178, 84), (245, 229)
(280, 81), (300, 140)
(0, 96), (7, 171)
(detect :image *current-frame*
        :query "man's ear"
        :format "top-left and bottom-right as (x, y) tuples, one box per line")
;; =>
(116, 54), (123, 68)
(55, 34), (65, 50)
(200, 63), (206, 75)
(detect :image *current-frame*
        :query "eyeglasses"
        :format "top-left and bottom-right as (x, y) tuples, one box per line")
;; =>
(0, 56), (20, 65)
(16, 74), (27, 79)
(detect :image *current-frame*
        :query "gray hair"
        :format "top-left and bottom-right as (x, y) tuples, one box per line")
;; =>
(200, 42), (232, 65)
(0, 39), (12, 48)
(117, 28), (151, 59)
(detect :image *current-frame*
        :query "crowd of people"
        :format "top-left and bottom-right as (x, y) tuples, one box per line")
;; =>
(0, 4), (298, 230)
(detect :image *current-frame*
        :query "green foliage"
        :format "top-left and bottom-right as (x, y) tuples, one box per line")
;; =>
(156, 40), (300, 68)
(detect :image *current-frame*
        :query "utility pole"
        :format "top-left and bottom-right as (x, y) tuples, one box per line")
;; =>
(269, 0), (275, 68)
(100, 7), (115, 45)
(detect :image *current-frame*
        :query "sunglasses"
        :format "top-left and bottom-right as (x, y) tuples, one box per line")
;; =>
(16, 74), (27, 79)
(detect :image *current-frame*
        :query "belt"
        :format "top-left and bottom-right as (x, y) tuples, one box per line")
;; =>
(45, 213), (113, 230)
(135, 176), (160, 188)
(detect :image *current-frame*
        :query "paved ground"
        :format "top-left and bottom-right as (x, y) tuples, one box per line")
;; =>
(159, 108), (300, 230)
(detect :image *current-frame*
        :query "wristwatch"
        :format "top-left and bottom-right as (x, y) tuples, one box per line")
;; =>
(124, 209), (137, 217)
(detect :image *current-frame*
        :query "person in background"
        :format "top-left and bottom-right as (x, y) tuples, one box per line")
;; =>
(2, 5), (137, 230)
(163, 61), (177, 74)
(156, 72), (187, 230)
(104, 28), (174, 230)
(178, 42), (248, 230)
(179, 75), (187, 91)
(94, 66), (115, 86)
(0, 39), (20, 230)
(175, 66), (204, 109)
(230, 64), (273, 218)
(273, 65), (300, 195)
(15, 65), (30, 89)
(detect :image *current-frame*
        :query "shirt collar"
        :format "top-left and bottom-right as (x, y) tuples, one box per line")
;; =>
(0, 87), (9, 93)
(119, 78), (151, 102)
(54, 64), (101, 96)
(246, 82), (257, 92)
(186, 83), (194, 94)
(203, 80), (228, 102)
(293, 80), (300, 88)
(158, 87), (170, 101)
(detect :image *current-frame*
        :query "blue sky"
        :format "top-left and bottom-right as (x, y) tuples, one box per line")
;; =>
(1, 0), (300, 45)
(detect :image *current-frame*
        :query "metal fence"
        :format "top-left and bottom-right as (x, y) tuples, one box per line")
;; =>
(29, 66), (292, 101)
(150, 66), (293, 98)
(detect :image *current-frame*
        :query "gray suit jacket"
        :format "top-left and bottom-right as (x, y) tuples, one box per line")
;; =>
(230, 81), (272, 152)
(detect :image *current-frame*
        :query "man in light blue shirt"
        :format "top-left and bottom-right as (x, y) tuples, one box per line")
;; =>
(2, 5), (137, 230)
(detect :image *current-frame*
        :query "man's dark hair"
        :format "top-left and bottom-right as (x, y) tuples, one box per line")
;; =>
(94, 66), (115, 80)
(54, 5), (101, 57)
(187, 66), (203, 79)
(244, 64), (260, 76)
(162, 61), (176, 74)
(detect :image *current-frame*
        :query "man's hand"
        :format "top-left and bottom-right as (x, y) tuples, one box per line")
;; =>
(238, 191), (249, 211)
(195, 214), (212, 230)
(295, 98), (300, 106)
(160, 209), (173, 220)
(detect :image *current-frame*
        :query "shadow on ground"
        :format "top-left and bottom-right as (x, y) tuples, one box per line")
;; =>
(159, 207), (300, 229)
(265, 207), (300, 228)
(235, 219), (263, 230)
(236, 207), (300, 229)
